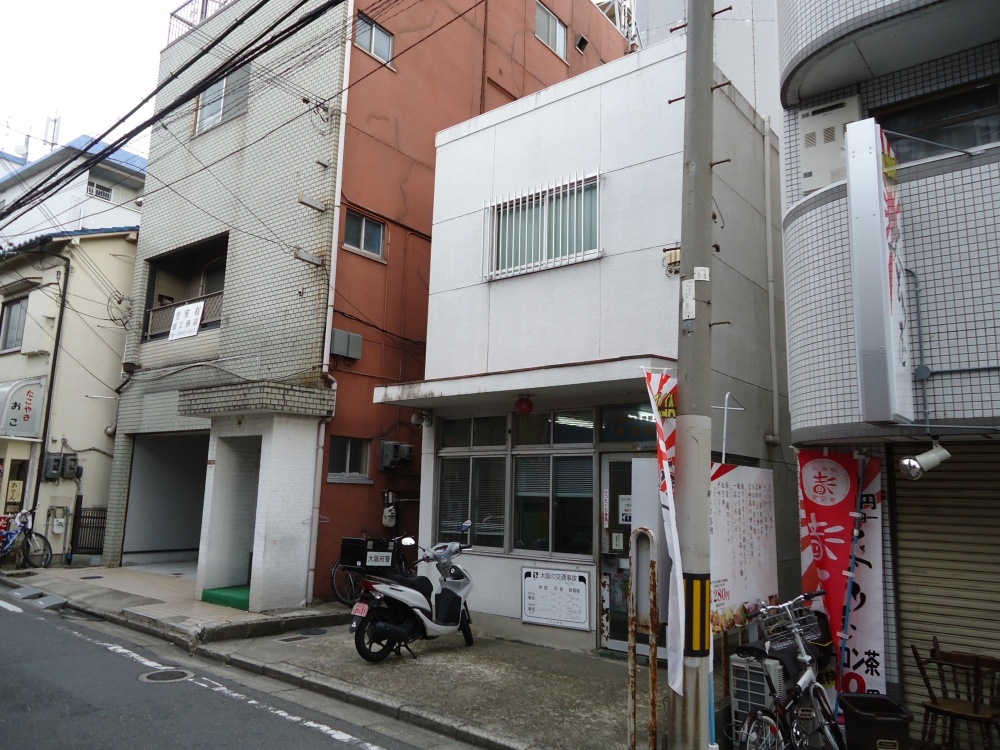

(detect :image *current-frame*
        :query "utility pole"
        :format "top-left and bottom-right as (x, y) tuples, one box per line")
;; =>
(670, 1), (715, 748)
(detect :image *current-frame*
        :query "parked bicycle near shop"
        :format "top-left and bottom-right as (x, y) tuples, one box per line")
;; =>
(330, 533), (415, 606)
(737, 590), (845, 750)
(0, 507), (53, 569)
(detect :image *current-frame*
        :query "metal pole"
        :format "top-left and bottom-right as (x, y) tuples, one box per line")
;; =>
(670, 1), (715, 748)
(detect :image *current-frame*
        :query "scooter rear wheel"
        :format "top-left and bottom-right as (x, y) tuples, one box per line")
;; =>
(355, 609), (397, 662)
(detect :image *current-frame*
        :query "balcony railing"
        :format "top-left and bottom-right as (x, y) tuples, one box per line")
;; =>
(145, 291), (223, 339)
(168, 0), (238, 44)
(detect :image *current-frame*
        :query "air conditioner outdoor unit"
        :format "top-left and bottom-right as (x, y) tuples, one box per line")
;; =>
(730, 654), (785, 730)
(799, 95), (861, 195)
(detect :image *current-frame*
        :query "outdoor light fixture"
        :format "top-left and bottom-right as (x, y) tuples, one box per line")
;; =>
(899, 440), (951, 480)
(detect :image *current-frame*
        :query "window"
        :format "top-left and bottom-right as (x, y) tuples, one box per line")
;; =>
(86, 180), (113, 201)
(328, 436), (371, 481)
(535, 1), (567, 60)
(879, 80), (1000, 162)
(195, 65), (250, 134)
(488, 175), (598, 279)
(436, 411), (595, 556)
(356, 13), (393, 63)
(0, 297), (28, 352)
(344, 209), (386, 258)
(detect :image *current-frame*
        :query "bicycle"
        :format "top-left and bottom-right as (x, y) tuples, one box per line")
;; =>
(0, 508), (53, 569)
(331, 533), (415, 606)
(736, 590), (845, 750)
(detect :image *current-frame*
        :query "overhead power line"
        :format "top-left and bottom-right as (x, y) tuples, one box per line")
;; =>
(0, 0), (342, 230)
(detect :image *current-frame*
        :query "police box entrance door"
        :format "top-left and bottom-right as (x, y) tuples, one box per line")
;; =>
(600, 453), (639, 653)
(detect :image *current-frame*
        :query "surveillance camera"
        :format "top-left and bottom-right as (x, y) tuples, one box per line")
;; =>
(899, 441), (951, 480)
(134, 196), (144, 208)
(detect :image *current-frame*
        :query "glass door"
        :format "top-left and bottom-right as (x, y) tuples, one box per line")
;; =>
(600, 453), (641, 653)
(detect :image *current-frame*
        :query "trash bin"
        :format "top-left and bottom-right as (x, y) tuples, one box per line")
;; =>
(839, 693), (913, 750)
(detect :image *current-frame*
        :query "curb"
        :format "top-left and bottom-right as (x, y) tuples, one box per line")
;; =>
(192, 644), (536, 750)
(0, 572), (538, 750)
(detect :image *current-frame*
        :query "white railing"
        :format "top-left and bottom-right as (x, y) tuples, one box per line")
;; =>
(168, 0), (238, 44)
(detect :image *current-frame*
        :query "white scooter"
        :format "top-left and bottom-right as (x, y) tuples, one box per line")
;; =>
(350, 521), (474, 662)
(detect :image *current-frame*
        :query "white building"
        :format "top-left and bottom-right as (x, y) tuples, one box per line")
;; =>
(377, 38), (790, 653)
(0, 136), (145, 249)
(0, 227), (138, 562)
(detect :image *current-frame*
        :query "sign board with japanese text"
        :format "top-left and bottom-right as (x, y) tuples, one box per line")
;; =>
(522, 568), (590, 630)
(710, 464), (778, 633)
(847, 118), (914, 424)
(168, 300), (205, 340)
(0, 377), (45, 439)
(799, 449), (886, 694)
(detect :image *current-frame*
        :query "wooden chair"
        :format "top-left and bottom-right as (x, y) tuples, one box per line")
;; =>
(911, 641), (1000, 749)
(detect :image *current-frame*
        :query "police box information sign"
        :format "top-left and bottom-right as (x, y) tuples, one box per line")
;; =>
(522, 568), (590, 630)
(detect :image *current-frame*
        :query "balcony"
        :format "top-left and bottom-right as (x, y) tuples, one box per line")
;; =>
(168, 0), (238, 44)
(145, 291), (223, 340)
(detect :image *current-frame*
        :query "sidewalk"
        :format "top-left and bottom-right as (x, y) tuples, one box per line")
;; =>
(0, 565), (658, 750)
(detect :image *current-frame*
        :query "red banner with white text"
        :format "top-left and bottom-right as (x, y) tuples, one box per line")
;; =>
(799, 450), (886, 694)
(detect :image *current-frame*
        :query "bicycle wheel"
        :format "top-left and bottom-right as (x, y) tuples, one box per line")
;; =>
(809, 684), (846, 750)
(23, 531), (52, 568)
(331, 560), (363, 606)
(740, 711), (780, 750)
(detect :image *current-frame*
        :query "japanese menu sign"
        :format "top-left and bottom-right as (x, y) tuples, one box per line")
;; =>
(710, 464), (777, 633)
(799, 449), (886, 694)
(522, 568), (590, 630)
(168, 301), (205, 340)
(2, 379), (44, 438)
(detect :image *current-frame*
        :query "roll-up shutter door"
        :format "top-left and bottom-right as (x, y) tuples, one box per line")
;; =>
(892, 442), (1000, 724)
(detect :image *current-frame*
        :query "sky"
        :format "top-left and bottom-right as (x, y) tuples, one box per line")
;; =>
(0, 0), (171, 162)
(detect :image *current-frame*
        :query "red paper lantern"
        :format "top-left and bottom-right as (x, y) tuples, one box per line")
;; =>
(515, 397), (534, 416)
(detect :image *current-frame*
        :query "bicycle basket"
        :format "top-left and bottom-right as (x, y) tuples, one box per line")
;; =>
(760, 605), (821, 650)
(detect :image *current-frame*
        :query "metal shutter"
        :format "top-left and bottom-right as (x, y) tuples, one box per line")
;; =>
(891, 442), (1000, 724)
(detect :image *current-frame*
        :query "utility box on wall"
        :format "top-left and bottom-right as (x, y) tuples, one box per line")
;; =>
(43, 453), (79, 480)
(799, 95), (861, 195)
(378, 440), (413, 471)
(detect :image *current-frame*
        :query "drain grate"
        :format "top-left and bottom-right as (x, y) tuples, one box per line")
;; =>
(298, 627), (327, 636)
(79, 575), (104, 580)
(278, 635), (309, 643)
(139, 669), (193, 683)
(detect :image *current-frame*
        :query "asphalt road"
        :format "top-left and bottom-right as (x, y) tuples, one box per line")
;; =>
(0, 596), (477, 750)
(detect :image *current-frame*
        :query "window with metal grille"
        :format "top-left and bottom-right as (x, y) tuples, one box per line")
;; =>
(486, 175), (598, 280)
(87, 181), (113, 201)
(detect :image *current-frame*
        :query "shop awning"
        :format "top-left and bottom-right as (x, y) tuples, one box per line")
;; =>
(0, 377), (46, 439)
(373, 356), (675, 411)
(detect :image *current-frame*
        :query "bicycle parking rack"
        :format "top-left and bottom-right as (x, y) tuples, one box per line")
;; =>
(627, 526), (661, 750)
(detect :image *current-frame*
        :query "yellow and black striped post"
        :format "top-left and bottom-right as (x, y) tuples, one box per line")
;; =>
(684, 573), (711, 656)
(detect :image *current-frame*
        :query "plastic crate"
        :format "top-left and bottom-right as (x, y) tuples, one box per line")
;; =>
(840, 693), (913, 750)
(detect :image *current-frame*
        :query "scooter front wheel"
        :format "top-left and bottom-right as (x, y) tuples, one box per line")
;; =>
(355, 608), (397, 663)
(460, 607), (474, 646)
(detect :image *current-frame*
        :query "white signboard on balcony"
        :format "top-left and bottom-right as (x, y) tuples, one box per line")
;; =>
(168, 301), (205, 340)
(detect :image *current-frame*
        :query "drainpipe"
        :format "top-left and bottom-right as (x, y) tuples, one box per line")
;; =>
(321, 0), (354, 382)
(763, 117), (780, 447)
(311, 0), (353, 601)
(306, 415), (332, 605)
(28, 240), (71, 514)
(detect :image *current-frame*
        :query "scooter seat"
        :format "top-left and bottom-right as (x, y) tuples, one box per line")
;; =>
(385, 574), (433, 605)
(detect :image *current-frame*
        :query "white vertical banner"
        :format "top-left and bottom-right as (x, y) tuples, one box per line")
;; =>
(643, 368), (684, 695)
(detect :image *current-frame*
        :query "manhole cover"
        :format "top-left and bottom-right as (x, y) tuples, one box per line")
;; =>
(80, 575), (103, 580)
(298, 627), (327, 636)
(139, 669), (193, 683)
